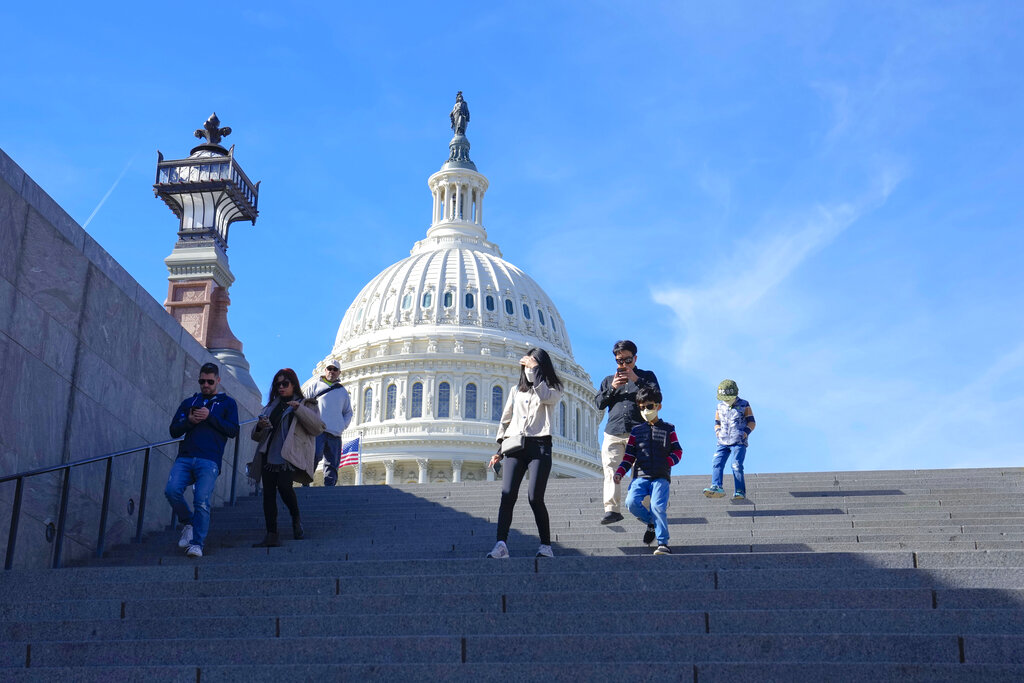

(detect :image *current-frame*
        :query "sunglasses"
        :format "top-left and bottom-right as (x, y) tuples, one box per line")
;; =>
(638, 403), (658, 410)
(275, 379), (292, 388)
(326, 367), (340, 372)
(615, 356), (634, 366)
(198, 379), (216, 386)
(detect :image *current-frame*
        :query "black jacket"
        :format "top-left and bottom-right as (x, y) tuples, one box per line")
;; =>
(617, 419), (683, 481)
(594, 368), (660, 435)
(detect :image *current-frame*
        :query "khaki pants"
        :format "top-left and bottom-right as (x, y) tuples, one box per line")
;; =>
(601, 432), (630, 513)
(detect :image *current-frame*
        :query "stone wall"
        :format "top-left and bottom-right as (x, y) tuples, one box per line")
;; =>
(0, 147), (263, 569)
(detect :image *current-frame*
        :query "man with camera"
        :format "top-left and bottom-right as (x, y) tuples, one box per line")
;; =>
(165, 362), (240, 558)
(301, 360), (353, 487)
(593, 340), (660, 525)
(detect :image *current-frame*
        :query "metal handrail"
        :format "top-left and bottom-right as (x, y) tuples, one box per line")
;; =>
(2, 418), (257, 570)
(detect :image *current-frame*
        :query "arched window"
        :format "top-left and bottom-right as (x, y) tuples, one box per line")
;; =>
(465, 293), (475, 309)
(523, 304), (531, 320)
(491, 386), (503, 422)
(551, 318), (557, 333)
(575, 408), (581, 441)
(422, 292), (433, 308)
(362, 387), (372, 423)
(505, 298), (514, 315)
(465, 383), (477, 419)
(559, 402), (566, 437)
(411, 382), (423, 418)
(401, 293), (412, 309)
(437, 382), (450, 418)
(386, 384), (397, 420)
(355, 308), (364, 321)
(485, 295), (495, 311)
(538, 309), (545, 325)
(443, 291), (453, 308)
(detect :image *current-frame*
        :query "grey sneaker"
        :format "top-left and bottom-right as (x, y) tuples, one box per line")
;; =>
(185, 544), (203, 558)
(600, 511), (624, 525)
(732, 492), (746, 500)
(703, 485), (725, 498)
(536, 544), (554, 558)
(486, 541), (510, 559)
(177, 524), (193, 548)
(653, 544), (672, 555)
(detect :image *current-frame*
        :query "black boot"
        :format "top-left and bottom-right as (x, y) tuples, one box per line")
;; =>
(253, 532), (280, 547)
(292, 518), (304, 540)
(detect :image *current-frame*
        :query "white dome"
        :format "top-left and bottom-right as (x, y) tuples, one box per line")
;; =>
(317, 118), (601, 484)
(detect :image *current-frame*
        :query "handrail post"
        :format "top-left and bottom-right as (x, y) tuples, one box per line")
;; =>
(230, 435), (241, 506)
(134, 447), (151, 542)
(52, 468), (72, 569)
(5, 478), (25, 570)
(95, 457), (113, 558)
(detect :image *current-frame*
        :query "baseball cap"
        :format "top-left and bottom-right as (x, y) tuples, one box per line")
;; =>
(717, 379), (739, 406)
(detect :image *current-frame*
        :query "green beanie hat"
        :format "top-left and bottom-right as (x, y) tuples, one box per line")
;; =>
(717, 379), (739, 406)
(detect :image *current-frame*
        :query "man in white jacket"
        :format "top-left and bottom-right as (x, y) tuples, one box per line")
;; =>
(302, 361), (353, 486)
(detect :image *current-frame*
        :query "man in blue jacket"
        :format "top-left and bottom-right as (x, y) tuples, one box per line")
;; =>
(165, 362), (240, 558)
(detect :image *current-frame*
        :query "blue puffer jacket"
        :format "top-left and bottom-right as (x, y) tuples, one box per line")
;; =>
(169, 392), (240, 468)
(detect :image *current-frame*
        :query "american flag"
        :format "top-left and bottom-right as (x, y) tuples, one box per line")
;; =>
(339, 438), (360, 468)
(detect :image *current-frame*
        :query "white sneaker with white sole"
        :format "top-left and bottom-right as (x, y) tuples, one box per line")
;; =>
(536, 544), (554, 558)
(185, 544), (203, 558)
(177, 524), (193, 549)
(486, 541), (510, 559)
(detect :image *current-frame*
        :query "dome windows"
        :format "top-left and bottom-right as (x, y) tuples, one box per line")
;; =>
(465, 293), (475, 309)
(485, 295), (495, 311)
(362, 387), (372, 423)
(401, 293), (413, 310)
(538, 309), (545, 326)
(437, 382), (451, 418)
(504, 298), (514, 315)
(386, 384), (397, 420)
(443, 291), (453, 308)
(465, 383), (477, 419)
(411, 382), (423, 418)
(523, 304), (531, 320)
(491, 385), (503, 422)
(422, 292), (433, 308)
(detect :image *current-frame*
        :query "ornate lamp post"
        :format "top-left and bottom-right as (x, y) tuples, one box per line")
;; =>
(154, 113), (261, 394)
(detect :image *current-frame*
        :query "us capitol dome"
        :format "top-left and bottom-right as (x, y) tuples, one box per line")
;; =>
(314, 93), (602, 485)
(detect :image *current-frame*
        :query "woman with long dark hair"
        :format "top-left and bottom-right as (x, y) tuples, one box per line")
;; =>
(248, 368), (325, 547)
(487, 347), (564, 558)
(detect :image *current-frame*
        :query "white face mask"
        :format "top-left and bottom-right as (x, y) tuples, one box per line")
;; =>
(640, 407), (659, 422)
(524, 366), (538, 383)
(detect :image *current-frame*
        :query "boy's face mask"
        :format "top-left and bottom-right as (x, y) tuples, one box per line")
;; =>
(639, 404), (659, 422)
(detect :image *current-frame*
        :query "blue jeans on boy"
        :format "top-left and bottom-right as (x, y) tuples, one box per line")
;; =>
(314, 433), (342, 487)
(711, 444), (747, 494)
(164, 457), (220, 548)
(625, 477), (671, 545)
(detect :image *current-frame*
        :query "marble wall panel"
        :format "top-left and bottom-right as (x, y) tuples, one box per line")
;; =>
(82, 234), (139, 303)
(78, 266), (145, 387)
(0, 338), (71, 472)
(126, 308), (190, 416)
(17, 207), (89, 331)
(0, 176), (28, 284)
(135, 286), (186, 348)
(0, 278), (14, 337)
(0, 149), (27, 195)
(65, 387), (144, 469)
(18, 175), (84, 252)
(6, 287), (78, 381)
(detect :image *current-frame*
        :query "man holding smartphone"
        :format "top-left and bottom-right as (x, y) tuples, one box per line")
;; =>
(593, 340), (660, 525)
(165, 362), (240, 558)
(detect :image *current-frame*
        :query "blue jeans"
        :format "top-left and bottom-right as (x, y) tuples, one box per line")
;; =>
(625, 477), (671, 545)
(314, 433), (342, 486)
(164, 457), (220, 548)
(711, 444), (747, 494)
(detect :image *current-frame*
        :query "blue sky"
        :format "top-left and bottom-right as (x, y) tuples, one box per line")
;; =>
(2, 2), (1021, 475)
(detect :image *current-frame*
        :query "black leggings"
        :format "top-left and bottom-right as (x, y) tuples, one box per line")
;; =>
(496, 436), (552, 545)
(260, 467), (300, 533)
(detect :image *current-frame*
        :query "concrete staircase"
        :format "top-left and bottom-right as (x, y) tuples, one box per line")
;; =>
(2, 467), (1023, 681)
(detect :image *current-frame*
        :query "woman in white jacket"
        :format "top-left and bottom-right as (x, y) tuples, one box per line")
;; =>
(487, 348), (563, 559)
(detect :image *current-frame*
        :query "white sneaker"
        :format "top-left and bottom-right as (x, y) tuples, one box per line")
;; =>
(536, 544), (554, 558)
(486, 541), (510, 559)
(185, 544), (203, 558)
(177, 524), (193, 548)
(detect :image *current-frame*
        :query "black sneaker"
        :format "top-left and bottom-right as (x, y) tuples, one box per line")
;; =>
(600, 512), (624, 525)
(653, 544), (672, 555)
(643, 524), (656, 545)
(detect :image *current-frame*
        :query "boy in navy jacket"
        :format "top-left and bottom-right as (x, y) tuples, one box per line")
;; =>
(613, 386), (682, 555)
